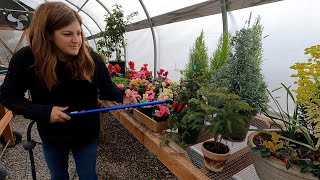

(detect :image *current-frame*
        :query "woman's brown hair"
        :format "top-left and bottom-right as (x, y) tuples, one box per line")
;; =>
(29, 2), (95, 91)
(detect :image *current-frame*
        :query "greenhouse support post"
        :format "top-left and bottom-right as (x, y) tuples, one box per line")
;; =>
(139, 0), (158, 78)
(220, 0), (228, 33)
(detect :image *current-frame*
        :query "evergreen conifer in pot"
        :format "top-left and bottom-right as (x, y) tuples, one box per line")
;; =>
(189, 84), (253, 172)
(169, 31), (210, 144)
(211, 16), (268, 142)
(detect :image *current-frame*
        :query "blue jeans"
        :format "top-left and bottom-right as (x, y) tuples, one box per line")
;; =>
(42, 140), (98, 180)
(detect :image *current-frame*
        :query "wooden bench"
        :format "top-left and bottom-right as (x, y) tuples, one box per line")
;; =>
(0, 104), (15, 146)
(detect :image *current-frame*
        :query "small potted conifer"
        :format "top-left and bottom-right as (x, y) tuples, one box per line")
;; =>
(189, 84), (253, 172)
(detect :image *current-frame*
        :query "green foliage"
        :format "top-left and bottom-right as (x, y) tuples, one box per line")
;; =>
(185, 30), (209, 80)
(178, 30), (209, 105)
(297, 158), (320, 176)
(97, 4), (138, 61)
(251, 43), (320, 178)
(209, 32), (231, 75)
(211, 16), (268, 113)
(189, 85), (253, 142)
(169, 31), (210, 143)
(111, 76), (129, 87)
(291, 44), (320, 147)
(260, 84), (316, 150)
(251, 132), (287, 159)
(253, 131), (320, 178)
(253, 84), (320, 178)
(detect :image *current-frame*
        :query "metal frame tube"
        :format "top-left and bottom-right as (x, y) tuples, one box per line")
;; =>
(138, 0), (158, 78)
(65, 0), (102, 32)
(220, 0), (228, 33)
(83, 24), (97, 49)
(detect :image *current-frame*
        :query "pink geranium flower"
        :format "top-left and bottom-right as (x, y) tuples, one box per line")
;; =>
(132, 90), (141, 100)
(117, 84), (125, 88)
(154, 105), (170, 117)
(145, 90), (155, 101)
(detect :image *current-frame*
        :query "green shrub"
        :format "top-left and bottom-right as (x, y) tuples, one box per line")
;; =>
(211, 16), (268, 113)
(169, 30), (210, 143)
(209, 32), (231, 75)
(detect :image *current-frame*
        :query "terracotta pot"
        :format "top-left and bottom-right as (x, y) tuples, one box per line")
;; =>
(201, 141), (230, 172)
(247, 131), (316, 180)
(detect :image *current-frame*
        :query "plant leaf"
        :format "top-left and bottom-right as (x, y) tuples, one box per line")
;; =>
(301, 166), (314, 174)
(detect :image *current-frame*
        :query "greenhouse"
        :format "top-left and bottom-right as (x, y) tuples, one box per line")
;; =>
(0, 0), (319, 179)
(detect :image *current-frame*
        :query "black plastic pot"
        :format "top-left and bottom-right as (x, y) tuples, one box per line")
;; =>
(138, 106), (154, 118)
(179, 128), (201, 144)
(153, 115), (168, 122)
(222, 116), (253, 142)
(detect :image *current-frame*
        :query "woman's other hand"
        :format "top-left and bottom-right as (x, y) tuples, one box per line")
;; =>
(50, 106), (71, 123)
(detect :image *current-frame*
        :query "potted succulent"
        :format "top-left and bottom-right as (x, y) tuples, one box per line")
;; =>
(189, 84), (253, 172)
(211, 16), (268, 141)
(248, 45), (320, 179)
(97, 4), (137, 75)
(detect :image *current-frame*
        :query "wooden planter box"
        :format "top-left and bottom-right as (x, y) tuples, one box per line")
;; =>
(133, 109), (169, 132)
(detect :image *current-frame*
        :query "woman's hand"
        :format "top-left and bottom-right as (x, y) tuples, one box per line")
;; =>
(50, 106), (71, 123)
(123, 89), (137, 105)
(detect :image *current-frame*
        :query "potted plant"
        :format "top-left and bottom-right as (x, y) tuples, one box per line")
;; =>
(248, 84), (318, 179)
(248, 44), (320, 179)
(211, 16), (268, 141)
(127, 61), (175, 119)
(152, 88), (174, 122)
(169, 31), (209, 144)
(106, 62), (129, 88)
(125, 61), (176, 132)
(127, 62), (156, 118)
(111, 76), (129, 88)
(97, 4), (137, 75)
(188, 84), (253, 172)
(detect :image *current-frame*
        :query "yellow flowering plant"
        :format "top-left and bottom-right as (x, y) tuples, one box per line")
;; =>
(157, 88), (173, 100)
(128, 78), (153, 101)
(291, 44), (320, 148)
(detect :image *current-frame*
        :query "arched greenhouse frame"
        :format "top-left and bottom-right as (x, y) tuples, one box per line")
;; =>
(0, 0), (319, 179)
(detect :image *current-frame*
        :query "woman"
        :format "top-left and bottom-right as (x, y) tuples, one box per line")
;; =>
(0, 2), (136, 180)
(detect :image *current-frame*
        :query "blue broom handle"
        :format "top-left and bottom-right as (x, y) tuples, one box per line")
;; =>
(69, 99), (173, 116)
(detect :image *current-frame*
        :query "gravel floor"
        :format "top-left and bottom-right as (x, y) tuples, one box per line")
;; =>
(0, 112), (178, 180)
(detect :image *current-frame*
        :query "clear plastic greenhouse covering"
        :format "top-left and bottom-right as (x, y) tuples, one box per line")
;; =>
(19, 0), (210, 39)
(1, 0), (320, 111)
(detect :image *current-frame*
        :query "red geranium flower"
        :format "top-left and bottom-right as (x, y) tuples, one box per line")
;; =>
(107, 64), (121, 76)
(128, 61), (135, 70)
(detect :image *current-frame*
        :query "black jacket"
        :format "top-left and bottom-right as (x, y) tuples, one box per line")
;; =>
(0, 46), (125, 145)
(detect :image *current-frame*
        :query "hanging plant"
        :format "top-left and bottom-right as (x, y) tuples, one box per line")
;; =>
(97, 4), (138, 62)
